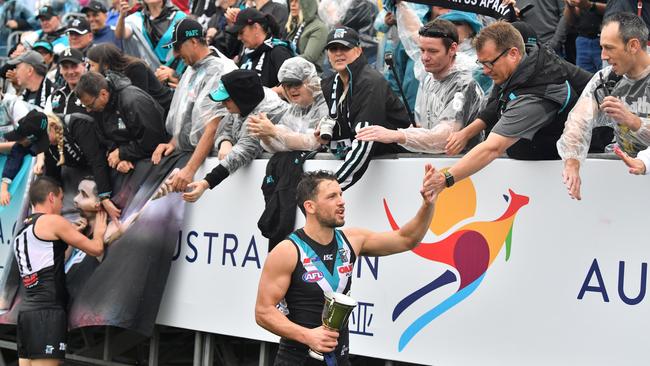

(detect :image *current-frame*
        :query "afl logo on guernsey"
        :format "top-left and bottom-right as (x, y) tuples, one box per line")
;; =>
(302, 270), (324, 283)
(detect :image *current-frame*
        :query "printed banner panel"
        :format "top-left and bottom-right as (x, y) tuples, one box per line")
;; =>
(157, 157), (649, 365)
(0, 154), (188, 336)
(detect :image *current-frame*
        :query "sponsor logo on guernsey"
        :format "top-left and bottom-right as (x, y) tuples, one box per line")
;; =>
(302, 270), (324, 283)
(337, 264), (353, 275)
(302, 256), (320, 265)
(22, 273), (39, 288)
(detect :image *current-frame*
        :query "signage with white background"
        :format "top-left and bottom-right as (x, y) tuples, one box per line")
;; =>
(149, 157), (647, 365)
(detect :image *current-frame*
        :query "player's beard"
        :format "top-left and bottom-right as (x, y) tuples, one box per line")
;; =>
(316, 210), (344, 228)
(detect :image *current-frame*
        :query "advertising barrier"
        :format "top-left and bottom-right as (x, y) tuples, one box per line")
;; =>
(157, 156), (649, 366)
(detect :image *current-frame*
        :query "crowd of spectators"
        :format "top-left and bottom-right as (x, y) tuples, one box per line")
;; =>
(0, 0), (649, 218)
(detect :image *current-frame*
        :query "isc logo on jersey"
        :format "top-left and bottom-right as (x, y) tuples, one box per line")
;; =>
(302, 270), (324, 283)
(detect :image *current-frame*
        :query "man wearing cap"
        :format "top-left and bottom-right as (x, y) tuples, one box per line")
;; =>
(151, 18), (237, 192)
(67, 17), (95, 55)
(9, 50), (53, 109)
(82, 1), (118, 46)
(1, 110), (50, 205)
(356, 18), (484, 155)
(75, 71), (169, 173)
(182, 69), (288, 202)
(46, 48), (88, 115)
(35, 5), (69, 54)
(320, 26), (411, 191)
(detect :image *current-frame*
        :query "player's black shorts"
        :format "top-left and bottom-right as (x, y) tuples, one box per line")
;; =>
(17, 307), (67, 360)
(274, 340), (350, 366)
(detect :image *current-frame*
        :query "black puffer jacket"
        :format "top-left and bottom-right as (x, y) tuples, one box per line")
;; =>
(92, 72), (169, 162)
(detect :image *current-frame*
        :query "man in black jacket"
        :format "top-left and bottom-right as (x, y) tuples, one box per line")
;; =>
(426, 21), (581, 196)
(75, 71), (169, 173)
(48, 48), (87, 115)
(321, 26), (411, 191)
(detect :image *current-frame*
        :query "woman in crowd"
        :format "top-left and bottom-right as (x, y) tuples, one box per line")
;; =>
(115, 0), (187, 75)
(248, 57), (327, 152)
(227, 8), (293, 87)
(86, 43), (173, 115)
(285, 0), (327, 72)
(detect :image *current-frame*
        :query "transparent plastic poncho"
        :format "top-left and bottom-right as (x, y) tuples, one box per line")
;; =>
(165, 55), (237, 152)
(557, 66), (650, 161)
(216, 88), (290, 174)
(394, 3), (484, 153)
(0, 94), (37, 141)
(262, 57), (329, 153)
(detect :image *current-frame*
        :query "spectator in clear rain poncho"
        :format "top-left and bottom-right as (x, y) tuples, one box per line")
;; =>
(558, 13), (650, 200)
(355, 17), (484, 155)
(182, 69), (289, 202)
(247, 57), (328, 153)
(0, 93), (36, 151)
(151, 18), (237, 192)
(438, 10), (492, 93)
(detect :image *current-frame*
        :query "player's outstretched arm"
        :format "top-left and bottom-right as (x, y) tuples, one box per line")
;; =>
(345, 164), (437, 257)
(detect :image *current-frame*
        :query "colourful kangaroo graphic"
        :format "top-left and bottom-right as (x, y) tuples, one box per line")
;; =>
(383, 183), (529, 351)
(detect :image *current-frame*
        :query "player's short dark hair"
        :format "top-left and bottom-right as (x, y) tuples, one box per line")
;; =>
(296, 170), (338, 215)
(75, 71), (108, 98)
(29, 176), (62, 205)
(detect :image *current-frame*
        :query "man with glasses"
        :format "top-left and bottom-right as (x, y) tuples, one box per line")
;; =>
(558, 12), (650, 200)
(424, 21), (579, 196)
(321, 26), (411, 191)
(75, 71), (169, 174)
(355, 16), (484, 155)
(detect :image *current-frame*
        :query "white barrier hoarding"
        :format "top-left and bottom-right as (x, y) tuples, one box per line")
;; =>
(156, 157), (648, 365)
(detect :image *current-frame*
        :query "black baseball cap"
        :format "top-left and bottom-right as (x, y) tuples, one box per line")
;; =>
(164, 18), (204, 50)
(81, 1), (108, 13)
(59, 48), (84, 64)
(36, 5), (57, 20)
(67, 18), (91, 35)
(4, 110), (50, 154)
(209, 69), (264, 116)
(325, 26), (360, 49)
(226, 8), (267, 34)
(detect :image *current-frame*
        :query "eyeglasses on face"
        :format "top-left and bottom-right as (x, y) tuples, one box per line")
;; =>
(476, 48), (511, 69)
